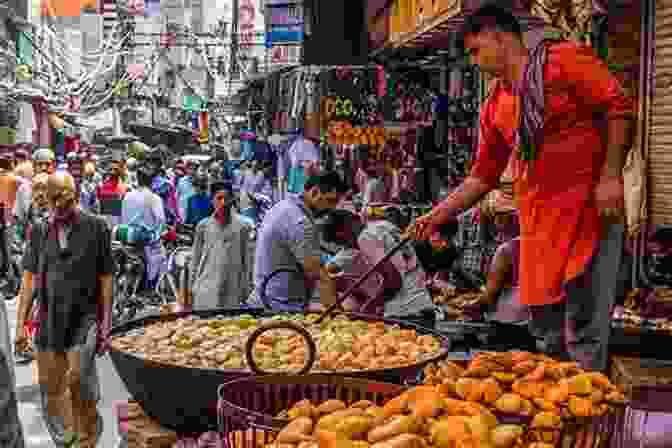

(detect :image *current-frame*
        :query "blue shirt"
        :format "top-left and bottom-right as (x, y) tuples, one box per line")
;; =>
(185, 193), (213, 226)
(254, 195), (320, 311)
(176, 176), (195, 222)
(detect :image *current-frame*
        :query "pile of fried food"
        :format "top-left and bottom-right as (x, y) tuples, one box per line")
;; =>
(422, 352), (627, 443)
(264, 353), (627, 448)
(431, 287), (482, 320)
(110, 314), (444, 372)
(619, 288), (672, 332)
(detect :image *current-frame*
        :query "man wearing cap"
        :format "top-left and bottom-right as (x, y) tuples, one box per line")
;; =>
(96, 150), (128, 228)
(411, 4), (633, 371)
(182, 181), (250, 311)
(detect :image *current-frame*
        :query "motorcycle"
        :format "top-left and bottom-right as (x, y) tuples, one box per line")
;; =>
(112, 223), (195, 326)
(155, 224), (194, 303)
(111, 241), (151, 326)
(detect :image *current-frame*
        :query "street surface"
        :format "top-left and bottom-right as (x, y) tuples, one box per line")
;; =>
(5, 297), (130, 447)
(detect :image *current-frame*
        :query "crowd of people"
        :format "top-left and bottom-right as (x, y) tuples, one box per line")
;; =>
(0, 3), (634, 447)
(0, 136), (531, 447)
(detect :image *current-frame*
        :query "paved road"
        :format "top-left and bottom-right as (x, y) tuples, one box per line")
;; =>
(5, 297), (130, 447)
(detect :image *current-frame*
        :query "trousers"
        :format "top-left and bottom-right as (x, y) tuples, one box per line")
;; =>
(528, 222), (624, 372)
(36, 320), (100, 447)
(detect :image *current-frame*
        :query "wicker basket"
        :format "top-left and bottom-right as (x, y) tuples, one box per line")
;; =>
(608, 357), (672, 448)
(496, 412), (625, 448)
(217, 375), (405, 448)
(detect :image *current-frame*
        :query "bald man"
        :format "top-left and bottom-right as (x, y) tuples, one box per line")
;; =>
(15, 172), (113, 447)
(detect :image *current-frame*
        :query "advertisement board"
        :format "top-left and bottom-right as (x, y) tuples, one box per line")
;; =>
(266, 24), (303, 44)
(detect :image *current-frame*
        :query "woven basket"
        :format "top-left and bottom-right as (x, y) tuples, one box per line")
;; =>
(217, 375), (405, 448)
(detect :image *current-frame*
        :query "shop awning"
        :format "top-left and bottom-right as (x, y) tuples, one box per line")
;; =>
(371, 2), (544, 63)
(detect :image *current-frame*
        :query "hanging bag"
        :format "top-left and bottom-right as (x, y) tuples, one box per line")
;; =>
(24, 220), (49, 344)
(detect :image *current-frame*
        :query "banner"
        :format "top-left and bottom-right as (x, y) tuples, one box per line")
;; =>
(41, 0), (98, 17)
(198, 111), (208, 144)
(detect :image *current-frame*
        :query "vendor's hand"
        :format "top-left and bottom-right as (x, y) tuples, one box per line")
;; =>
(407, 212), (439, 241)
(594, 175), (625, 222)
(15, 335), (30, 354)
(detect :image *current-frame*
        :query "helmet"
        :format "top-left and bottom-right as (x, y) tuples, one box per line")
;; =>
(33, 148), (55, 162)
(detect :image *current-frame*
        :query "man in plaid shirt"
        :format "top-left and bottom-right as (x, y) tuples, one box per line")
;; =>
(445, 207), (499, 288)
(433, 187), (519, 290)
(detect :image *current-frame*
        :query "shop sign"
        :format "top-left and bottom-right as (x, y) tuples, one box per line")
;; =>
(264, 0), (300, 5)
(268, 5), (302, 26)
(266, 24), (303, 45)
(239, 0), (257, 49)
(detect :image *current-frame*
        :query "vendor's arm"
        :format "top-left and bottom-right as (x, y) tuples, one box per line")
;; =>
(289, 218), (322, 277)
(481, 240), (515, 306)
(556, 43), (635, 178)
(288, 219), (335, 305)
(414, 85), (512, 239)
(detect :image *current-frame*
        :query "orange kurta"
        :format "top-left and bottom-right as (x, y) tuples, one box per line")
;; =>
(470, 42), (634, 306)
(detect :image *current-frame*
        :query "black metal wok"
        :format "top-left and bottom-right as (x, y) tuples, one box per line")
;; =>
(108, 308), (450, 433)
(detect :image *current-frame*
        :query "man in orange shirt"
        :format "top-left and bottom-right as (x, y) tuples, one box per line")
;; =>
(411, 4), (634, 371)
